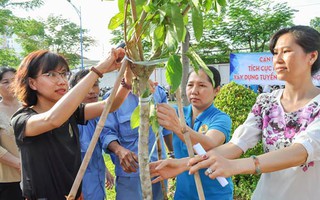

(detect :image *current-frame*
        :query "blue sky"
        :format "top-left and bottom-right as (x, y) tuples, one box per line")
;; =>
(11, 0), (320, 60)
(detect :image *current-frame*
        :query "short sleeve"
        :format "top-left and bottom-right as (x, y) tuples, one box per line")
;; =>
(75, 103), (86, 125)
(294, 117), (320, 162)
(11, 107), (33, 146)
(229, 93), (266, 152)
(208, 113), (232, 142)
(230, 124), (261, 153)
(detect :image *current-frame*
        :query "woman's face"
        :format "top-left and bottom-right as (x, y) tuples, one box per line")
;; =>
(29, 66), (69, 104)
(273, 33), (315, 82)
(0, 71), (15, 99)
(82, 81), (100, 103)
(186, 70), (217, 111)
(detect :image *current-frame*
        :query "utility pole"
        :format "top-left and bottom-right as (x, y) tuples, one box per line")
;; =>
(67, 0), (84, 69)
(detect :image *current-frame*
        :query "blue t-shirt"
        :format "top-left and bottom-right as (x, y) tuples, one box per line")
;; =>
(174, 104), (234, 200)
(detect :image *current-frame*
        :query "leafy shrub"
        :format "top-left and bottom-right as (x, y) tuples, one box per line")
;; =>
(215, 82), (263, 200)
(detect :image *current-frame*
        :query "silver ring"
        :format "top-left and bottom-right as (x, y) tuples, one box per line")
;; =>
(206, 168), (214, 175)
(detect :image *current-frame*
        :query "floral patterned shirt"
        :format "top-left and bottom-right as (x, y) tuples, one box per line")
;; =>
(230, 89), (320, 200)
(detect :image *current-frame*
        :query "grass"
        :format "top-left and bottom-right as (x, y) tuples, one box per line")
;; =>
(104, 154), (116, 200)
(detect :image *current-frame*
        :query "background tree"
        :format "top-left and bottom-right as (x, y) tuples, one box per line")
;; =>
(14, 14), (95, 67)
(0, 1), (95, 68)
(0, 48), (20, 66)
(43, 14), (95, 67)
(0, 0), (44, 67)
(194, 0), (296, 64)
(310, 17), (320, 33)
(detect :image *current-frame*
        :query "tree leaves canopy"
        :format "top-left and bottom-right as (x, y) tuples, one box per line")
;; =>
(194, 0), (296, 64)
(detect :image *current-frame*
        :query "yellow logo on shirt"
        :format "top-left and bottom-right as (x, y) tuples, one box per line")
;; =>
(199, 124), (208, 134)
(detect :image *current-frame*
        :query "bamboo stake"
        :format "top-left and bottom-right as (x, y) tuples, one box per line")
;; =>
(175, 88), (205, 200)
(156, 134), (168, 200)
(66, 60), (128, 200)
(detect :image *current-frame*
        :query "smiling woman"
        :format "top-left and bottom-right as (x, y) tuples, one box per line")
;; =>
(10, 48), (129, 200)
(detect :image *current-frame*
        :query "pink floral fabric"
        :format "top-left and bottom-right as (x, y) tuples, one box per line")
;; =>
(230, 89), (320, 200)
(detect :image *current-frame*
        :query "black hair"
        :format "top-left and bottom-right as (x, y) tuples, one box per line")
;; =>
(269, 25), (320, 75)
(69, 69), (90, 88)
(14, 50), (70, 107)
(187, 66), (221, 88)
(0, 66), (16, 81)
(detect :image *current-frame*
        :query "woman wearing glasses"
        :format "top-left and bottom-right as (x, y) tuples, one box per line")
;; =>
(11, 49), (130, 200)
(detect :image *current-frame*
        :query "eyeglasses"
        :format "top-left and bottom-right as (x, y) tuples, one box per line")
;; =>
(38, 71), (71, 81)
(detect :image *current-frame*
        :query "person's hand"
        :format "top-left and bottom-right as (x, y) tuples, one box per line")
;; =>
(116, 147), (139, 173)
(150, 158), (189, 183)
(148, 80), (158, 94)
(188, 149), (235, 179)
(156, 103), (181, 133)
(105, 169), (115, 190)
(96, 48), (125, 74)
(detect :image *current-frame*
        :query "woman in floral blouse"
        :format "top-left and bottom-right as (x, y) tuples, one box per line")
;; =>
(150, 25), (320, 200)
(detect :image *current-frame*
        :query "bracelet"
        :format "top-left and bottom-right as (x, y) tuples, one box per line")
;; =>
(167, 151), (174, 158)
(121, 78), (132, 90)
(251, 155), (261, 175)
(90, 66), (103, 78)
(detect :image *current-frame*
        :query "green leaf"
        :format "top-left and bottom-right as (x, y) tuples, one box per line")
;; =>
(153, 24), (165, 49)
(186, 47), (214, 87)
(192, 0), (200, 8)
(165, 54), (182, 93)
(150, 116), (159, 134)
(217, 0), (227, 6)
(165, 30), (178, 53)
(108, 12), (124, 30)
(142, 87), (151, 98)
(212, 0), (218, 12)
(192, 7), (203, 42)
(204, 0), (213, 12)
(143, 3), (157, 13)
(130, 105), (140, 129)
(169, 4), (185, 42)
(118, 0), (125, 13)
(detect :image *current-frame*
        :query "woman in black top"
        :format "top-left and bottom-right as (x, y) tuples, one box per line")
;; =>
(11, 48), (130, 200)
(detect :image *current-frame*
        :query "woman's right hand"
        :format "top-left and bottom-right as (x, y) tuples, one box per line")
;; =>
(188, 149), (237, 179)
(156, 103), (181, 133)
(96, 48), (125, 74)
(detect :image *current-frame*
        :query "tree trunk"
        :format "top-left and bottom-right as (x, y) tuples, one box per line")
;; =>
(138, 78), (152, 200)
(181, 30), (190, 106)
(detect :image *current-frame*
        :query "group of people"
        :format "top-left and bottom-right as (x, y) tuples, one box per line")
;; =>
(0, 25), (319, 200)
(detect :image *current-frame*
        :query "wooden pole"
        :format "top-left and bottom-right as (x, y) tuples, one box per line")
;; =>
(175, 88), (205, 200)
(66, 60), (128, 200)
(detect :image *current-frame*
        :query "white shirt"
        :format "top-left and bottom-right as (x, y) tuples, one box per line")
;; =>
(231, 89), (320, 200)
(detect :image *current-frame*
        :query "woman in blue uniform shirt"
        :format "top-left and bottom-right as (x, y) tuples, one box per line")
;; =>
(154, 66), (233, 200)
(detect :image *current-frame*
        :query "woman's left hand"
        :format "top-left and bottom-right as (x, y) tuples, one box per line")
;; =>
(156, 103), (181, 133)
